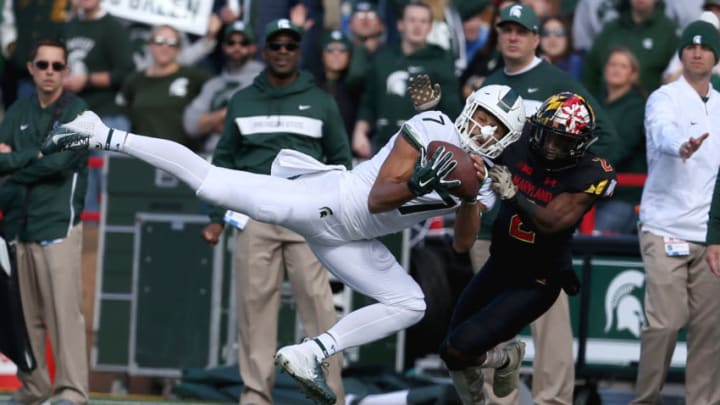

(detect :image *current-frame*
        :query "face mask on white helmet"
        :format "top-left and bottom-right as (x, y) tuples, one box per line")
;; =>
(454, 84), (526, 159)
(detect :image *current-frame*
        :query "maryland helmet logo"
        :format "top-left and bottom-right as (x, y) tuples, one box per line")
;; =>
(534, 92), (595, 136)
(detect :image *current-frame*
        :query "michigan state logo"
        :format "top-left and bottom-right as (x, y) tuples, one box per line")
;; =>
(604, 270), (645, 337)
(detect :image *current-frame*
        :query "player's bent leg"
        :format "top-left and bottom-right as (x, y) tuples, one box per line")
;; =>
(308, 240), (426, 349)
(276, 239), (425, 404)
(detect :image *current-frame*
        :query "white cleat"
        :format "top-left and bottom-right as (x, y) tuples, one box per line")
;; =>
(492, 340), (526, 398)
(275, 343), (336, 405)
(42, 110), (120, 154)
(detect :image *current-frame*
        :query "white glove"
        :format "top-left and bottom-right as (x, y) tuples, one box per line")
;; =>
(489, 165), (518, 200)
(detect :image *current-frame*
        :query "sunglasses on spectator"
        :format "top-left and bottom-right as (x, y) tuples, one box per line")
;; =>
(267, 42), (300, 52)
(354, 11), (377, 19)
(34, 60), (66, 72)
(151, 36), (180, 48)
(225, 38), (252, 47)
(540, 29), (566, 37)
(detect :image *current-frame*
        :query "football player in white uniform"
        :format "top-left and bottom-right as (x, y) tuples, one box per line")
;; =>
(43, 83), (525, 405)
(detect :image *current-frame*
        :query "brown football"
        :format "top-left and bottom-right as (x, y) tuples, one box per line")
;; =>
(426, 140), (479, 201)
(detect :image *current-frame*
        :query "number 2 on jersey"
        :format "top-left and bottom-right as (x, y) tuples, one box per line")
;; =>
(509, 214), (535, 243)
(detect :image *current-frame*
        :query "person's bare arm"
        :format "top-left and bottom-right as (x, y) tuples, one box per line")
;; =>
(352, 120), (372, 158)
(490, 165), (597, 234)
(197, 108), (227, 134)
(453, 202), (482, 253)
(529, 192), (597, 233)
(367, 135), (418, 213)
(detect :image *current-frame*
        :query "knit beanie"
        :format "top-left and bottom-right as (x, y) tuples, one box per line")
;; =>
(678, 20), (720, 62)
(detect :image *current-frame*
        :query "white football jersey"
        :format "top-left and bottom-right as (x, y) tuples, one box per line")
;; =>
(339, 111), (466, 240)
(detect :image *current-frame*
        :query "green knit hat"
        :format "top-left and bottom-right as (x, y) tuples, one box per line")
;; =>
(678, 20), (720, 62)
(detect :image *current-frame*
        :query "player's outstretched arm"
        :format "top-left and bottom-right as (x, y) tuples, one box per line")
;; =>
(452, 154), (488, 252)
(368, 135), (421, 213)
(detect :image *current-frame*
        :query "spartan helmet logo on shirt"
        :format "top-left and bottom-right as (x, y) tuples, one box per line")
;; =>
(604, 270), (646, 338)
(386, 71), (410, 96)
(169, 77), (190, 97)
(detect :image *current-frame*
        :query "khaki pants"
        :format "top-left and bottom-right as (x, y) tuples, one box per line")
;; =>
(470, 240), (574, 405)
(632, 231), (720, 405)
(14, 224), (88, 405)
(235, 219), (344, 405)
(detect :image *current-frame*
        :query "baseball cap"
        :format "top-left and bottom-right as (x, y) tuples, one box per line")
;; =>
(678, 20), (720, 62)
(497, 3), (539, 33)
(264, 18), (303, 42)
(352, 1), (379, 15)
(224, 20), (255, 42)
(321, 30), (352, 51)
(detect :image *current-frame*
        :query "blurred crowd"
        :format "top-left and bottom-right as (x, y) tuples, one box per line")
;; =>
(3, 1), (720, 405)
(0, 0), (716, 237)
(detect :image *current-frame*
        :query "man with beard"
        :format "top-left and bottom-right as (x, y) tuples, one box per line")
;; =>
(198, 18), (351, 405)
(183, 20), (264, 157)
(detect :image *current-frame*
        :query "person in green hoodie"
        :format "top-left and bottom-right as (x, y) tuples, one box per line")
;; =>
(0, 38), (89, 405)
(351, 1), (462, 158)
(582, 0), (679, 96)
(199, 19), (351, 405)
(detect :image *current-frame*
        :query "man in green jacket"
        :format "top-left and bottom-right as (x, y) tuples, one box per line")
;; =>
(351, 1), (462, 158)
(200, 19), (351, 405)
(0, 38), (89, 405)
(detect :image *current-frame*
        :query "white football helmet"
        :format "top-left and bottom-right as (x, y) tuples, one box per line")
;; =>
(455, 84), (526, 159)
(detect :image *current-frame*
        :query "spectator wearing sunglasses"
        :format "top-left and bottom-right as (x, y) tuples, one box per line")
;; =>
(199, 18), (349, 405)
(62, 0), (135, 217)
(0, 38), (90, 405)
(183, 21), (264, 156)
(538, 16), (583, 80)
(118, 25), (210, 151)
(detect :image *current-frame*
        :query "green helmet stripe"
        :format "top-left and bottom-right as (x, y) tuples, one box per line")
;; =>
(497, 88), (520, 113)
